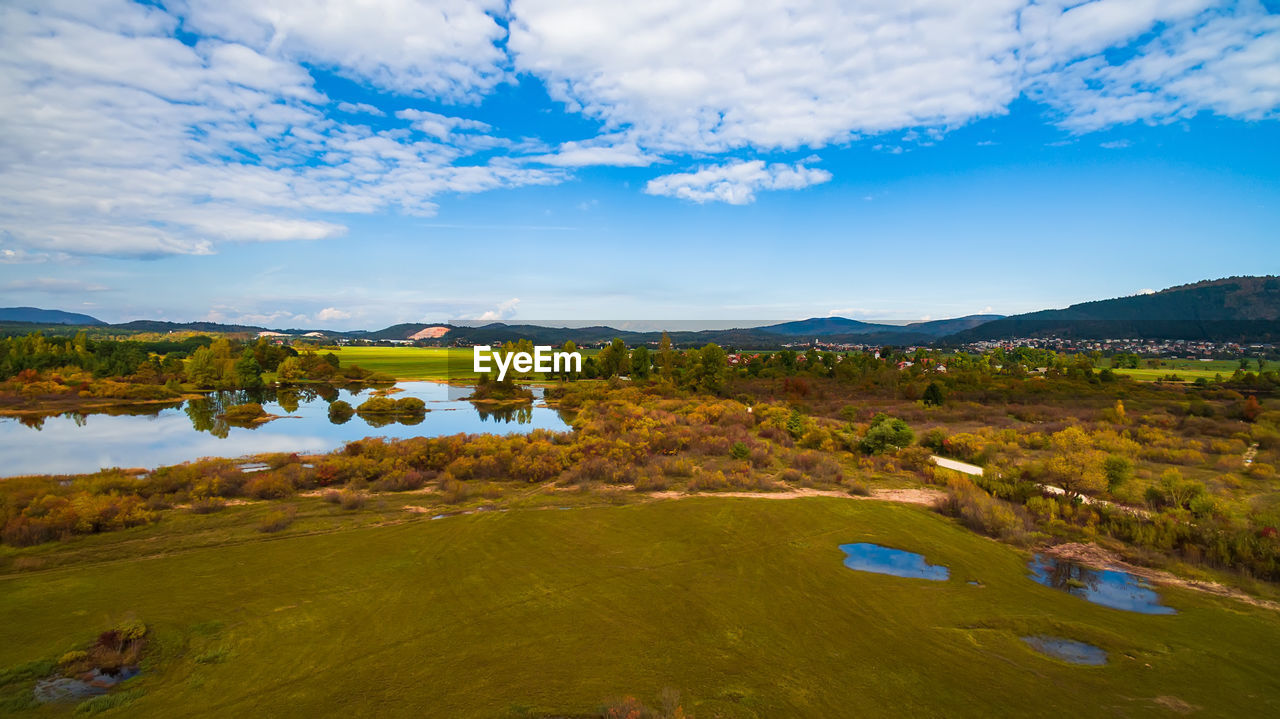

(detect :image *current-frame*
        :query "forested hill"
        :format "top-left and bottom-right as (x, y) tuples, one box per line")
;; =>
(945, 276), (1280, 343)
(0, 307), (104, 325)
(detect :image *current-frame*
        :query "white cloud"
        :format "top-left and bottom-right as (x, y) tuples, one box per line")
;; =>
(0, 0), (563, 258)
(510, 0), (1027, 153)
(316, 307), (352, 322)
(509, 0), (1280, 153)
(1138, 288), (1156, 295)
(175, 0), (509, 100)
(1025, 3), (1280, 132)
(395, 108), (491, 139)
(1099, 140), (1131, 149)
(475, 297), (520, 322)
(645, 159), (831, 205)
(337, 101), (385, 116)
(524, 135), (657, 167)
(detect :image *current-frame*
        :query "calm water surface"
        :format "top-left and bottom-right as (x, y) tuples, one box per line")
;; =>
(1020, 636), (1108, 665)
(0, 382), (570, 477)
(839, 542), (950, 581)
(1028, 554), (1176, 614)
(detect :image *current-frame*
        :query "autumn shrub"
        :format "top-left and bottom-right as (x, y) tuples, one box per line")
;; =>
(437, 475), (471, 504)
(939, 479), (1028, 542)
(220, 403), (266, 423)
(245, 473), (294, 500)
(339, 490), (366, 510)
(356, 396), (398, 414)
(687, 469), (729, 491)
(659, 457), (695, 477)
(371, 469), (434, 492)
(790, 450), (843, 485)
(328, 400), (354, 423)
(321, 489), (342, 504)
(776, 467), (803, 485)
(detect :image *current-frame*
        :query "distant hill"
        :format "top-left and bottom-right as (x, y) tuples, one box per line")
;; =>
(0, 307), (104, 325)
(113, 319), (268, 334)
(758, 317), (895, 336)
(945, 277), (1280, 343)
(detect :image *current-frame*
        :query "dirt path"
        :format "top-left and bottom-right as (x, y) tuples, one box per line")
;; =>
(648, 486), (945, 506)
(929, 455), (984, 476)
(1043, 542), (1280, 612)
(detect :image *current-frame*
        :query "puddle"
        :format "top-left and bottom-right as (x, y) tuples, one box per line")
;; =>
(839, 543), (949, 581)
(34, 667), (138, 703)
(1021, 635), (1108, 665)
(1028, 554), (1175, 614)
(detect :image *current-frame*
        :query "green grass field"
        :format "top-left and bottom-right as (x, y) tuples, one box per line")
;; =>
(325, 346), (466, 380)
(3, 496), (1279, 717)
(327, 347), (599, 381)
(1112, 359), (1246, 382)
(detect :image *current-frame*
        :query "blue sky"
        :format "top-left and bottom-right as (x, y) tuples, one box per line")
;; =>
(0, 0), (1278, 329)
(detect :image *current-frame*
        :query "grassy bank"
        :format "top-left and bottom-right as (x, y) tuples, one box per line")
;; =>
(3, 497), (1279, 717)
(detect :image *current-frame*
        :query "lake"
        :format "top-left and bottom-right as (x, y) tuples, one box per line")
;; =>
(0, 382), (571, 477)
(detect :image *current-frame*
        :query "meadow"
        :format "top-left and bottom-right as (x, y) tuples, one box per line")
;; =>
(4, 495), (1280, 717)
(320, 346), (466, 380)
(322, 346), (601, 382)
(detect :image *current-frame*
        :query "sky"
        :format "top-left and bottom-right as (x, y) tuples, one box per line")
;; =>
(0, 0), (1278, 330)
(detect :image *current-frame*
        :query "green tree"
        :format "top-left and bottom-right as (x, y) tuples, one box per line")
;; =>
(658, 332), (675, 381)
(922, 381), (945, 407)
(859, 414), (914, 454)
(630, 345), (651, 379)
(1103, 455), (1133, 491)
(186, 346), (221, 388)
(597, 338), (629, 378)
(277, 355), (303, 382)
(691, 343), (728, 394)
(233, 351), (263, 389)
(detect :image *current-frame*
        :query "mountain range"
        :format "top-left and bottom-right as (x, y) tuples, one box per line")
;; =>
(2, 276), (1277, 346)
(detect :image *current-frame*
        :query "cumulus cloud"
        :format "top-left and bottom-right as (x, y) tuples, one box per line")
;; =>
(1024, 2), (1280, 132)
(337, 101), (385, 116)
(510, 0), (1280, 151)
(475, 297), (521, 321)
(175, 0), (509, 100)
(316, 307), (352, 322)
(2, 0), (1279, 256)
(395, 109), (492, 139)
(644, 159), (831, 205)
(0, 0), (562, 258)
(525, 135), (657, 167)
(509, 0), (1026, 153)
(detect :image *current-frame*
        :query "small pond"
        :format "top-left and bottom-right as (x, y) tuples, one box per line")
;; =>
(1028, 554), (1176, 615)
(0, 382), (571, 477)
(1020, 635), (1108, 665)
(839, 543), (950, 581)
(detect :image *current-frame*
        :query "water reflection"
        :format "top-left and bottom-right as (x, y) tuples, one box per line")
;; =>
(0, 382), (570, 477)
(839, 542), (950, 581)
(1028, 554), (1175, 614)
